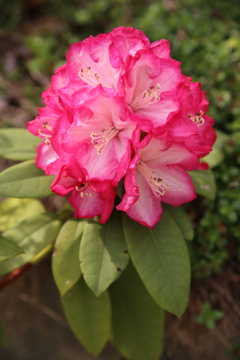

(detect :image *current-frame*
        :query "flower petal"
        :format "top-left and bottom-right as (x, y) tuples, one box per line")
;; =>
(154, 164), (197, 206)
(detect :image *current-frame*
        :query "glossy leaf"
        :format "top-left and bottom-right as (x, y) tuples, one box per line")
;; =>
(0, 198), (45, 232)
(52, 220), (86, 296)
(0, 128), (41, 161)
(0, 234), (24, 262)
(0, 160), (54, 198)
(61, 278), (111, 356)
(110, 261), (164, 360)
(190, 169), (216, 200)
(80, 210), (129, 296)
(123, 208), (191, 317)
(163, 203), (194, 241)
(0, 213), (61, 275)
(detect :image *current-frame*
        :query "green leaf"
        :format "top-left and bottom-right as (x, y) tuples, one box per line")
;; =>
(123, 208), (191, 317)
(0, 128), (41, 161)
(0, 160), (54, 198)
(203, 130), (228, 168)
(196, 302), (224, 330)
(190, 169), (216, 200)
(52, 220), (86, 296)
(110, 262), (164, 360)
(30, 243), (53, 264)
(163, 204), (194, 241)
(0, 198), (45, 232)
(0, 235), (24, 262)
(80, 210), (129, 296)
(61, 278), (111, 356)
(0, 213), (61, 275)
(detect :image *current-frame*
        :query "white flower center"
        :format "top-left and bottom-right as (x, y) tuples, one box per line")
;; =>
(91, 126), (119, 155)
(137, 161), (170, 197)
(130, 84), (161, 111)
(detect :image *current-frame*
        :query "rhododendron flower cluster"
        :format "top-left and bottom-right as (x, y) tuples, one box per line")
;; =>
(28, 27), (216, 228)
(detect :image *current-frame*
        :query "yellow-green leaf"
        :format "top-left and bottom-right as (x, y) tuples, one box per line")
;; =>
(52, 220), (86, 296)
(190, 169), (216, 200)
(203, 130), (228, 168)
(0, 160), (54, 198)
(0, 128), (41, 161)
(0, 235), (24, 262)
(0, 213), (61, 275)
(0, 198), (45, 232)
(80, 211), (129, 297)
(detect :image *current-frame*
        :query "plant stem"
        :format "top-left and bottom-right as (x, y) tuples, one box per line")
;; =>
(0, 263), (32, 291)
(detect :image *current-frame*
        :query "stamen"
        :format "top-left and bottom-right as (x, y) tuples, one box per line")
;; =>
(137, 161), (170, 197)
(79, 67), (98, 86)
(86, 66), (91, 76)
(80, 192), (93, 198)
(75, 183), (95, 197)
(79, 67), (109, 87)
(187, 110), (204, 125)
(38, 129), (52, 145)
(90, 126), (119, 155)
(130, 83), (161, 111)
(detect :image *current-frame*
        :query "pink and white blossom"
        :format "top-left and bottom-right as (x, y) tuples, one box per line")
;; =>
(117, 136), (198, 228)
(27, 26), (216, 227)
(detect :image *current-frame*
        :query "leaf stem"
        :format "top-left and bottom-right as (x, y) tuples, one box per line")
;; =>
(0, 263), (32, 291)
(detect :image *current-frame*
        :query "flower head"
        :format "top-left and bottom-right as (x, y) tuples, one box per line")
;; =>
(28, 26), (216, 227)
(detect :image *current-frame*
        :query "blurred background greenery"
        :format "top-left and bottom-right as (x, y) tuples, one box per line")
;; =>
(0, 0), (240, 359)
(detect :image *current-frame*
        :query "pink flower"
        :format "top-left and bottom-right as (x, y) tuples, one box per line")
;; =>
(58, 87), (137, 182)
(123, 49), (181, 130)
(27, 26), (216, 225)
(117, 135), (199, 228)
(51, 160), (116, 223)
(154, 77), (216, 157)
(49, 26), (151, 102)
